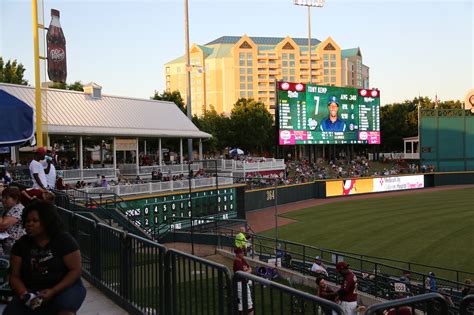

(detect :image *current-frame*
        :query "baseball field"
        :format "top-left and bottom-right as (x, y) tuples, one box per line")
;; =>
(260, 187), (474, 275)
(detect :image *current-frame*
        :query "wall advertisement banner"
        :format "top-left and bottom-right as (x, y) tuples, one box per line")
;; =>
(326, 178), (374, 197)
(373, 175), (424, 192)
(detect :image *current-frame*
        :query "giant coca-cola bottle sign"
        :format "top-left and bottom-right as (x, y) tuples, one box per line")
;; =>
(47, 9), (67, 83)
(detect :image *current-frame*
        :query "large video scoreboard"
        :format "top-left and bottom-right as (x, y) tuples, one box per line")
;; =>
(277, 82), (381, 145)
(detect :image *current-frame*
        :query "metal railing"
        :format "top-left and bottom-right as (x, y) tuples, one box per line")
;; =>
(461, 295), (474, 315)
(77, 177), (234, 196)
(214, 228), (466, 311)
(168, 249), (232, 315)
(364, 293), (449, 314)
(62, 167), (117, 181)
(209, 158), (285, 173)
(119, 163), (202, 176)
(233, 271), (343, 315)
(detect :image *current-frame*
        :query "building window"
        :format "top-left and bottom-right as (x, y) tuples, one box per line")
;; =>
(324, 69), (329, 75)
(247, 76), (253, 82)
(282, 76), (288, 81)
(290, 76), (295, 82)
(282, 61), (288, 67)
(247, 68), (253, 74)
(290, 69), (295, 75)
(177, 67), (181, 73)
(331, 77), (336, 82)
(240, 60), (245, 66)
(166, 67), (170, 74)
(248, 91), (253, 97)
(247, 60), (253, 66)
(240, 68), (245, 74)
(282, 69), (288, 75)
(331, 61), (336, 67)
(282, 53), (288, 59)
(240, 76), (245, 82)
(324, 54), (329, 60)
(331, 69), (336, 75)
(247, 83), (253, 90)
(240, 91), (246, 97)
(240, 83), (245, 90)
(324, 61), (329, 67)
(330, 54), (336, 60)
(324, 76), (329, 82)
(289, 61), (295, 67)
(247, 53), (252, 60)
(289, 53), (295, 60)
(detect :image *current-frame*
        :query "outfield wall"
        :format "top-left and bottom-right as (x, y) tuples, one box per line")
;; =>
(244, 171), (474, 212)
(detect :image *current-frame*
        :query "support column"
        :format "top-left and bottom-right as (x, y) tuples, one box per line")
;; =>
(136, 137), (139, 174)
(198, 139), (203, 161)
(411, 141), (414, 155)
(79, 136), (83, 180)
(180, 138), (183, 164)
(158, 138), (162, 166)
(113, 137), (117, 172)
(144, 140), (147, 155)
(10, 147), (17, 164)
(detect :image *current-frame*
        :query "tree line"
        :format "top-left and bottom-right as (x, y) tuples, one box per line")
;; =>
(2, 56), (465, 155)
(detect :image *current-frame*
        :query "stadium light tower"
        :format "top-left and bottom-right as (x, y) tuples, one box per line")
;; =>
(185, 0), (193, 161)
(293, 0), (325, 84)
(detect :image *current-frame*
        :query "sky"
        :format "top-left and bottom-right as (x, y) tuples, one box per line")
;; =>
(1, 0), (473, 106)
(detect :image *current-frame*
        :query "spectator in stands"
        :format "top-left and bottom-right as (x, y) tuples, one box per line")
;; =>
(29, 147), (48, 190)
(95, 174), (101, 187)
(233, 247), (253, 315)
(335, 262), (358, 315)
(235, 227), (250, 256)
(0, 187), (26, 255)
(316, 277), (338, 303)
(20, 188), (55, 207)
(462, 279), (473, 297)
(310, 256), (328, 276)
(100, 176), (109, 188)
(425, 272), (437, 292)
(4, 200), (86, 315)
(43, 153), (56, 190)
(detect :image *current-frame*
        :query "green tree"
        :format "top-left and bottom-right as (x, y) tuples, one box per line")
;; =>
(152, 90), (186, 113)
(49, 80), (84, 91)
(229, 98), (274, 154)
(0, 57), (28, 85)
(193, 105), (232, 153)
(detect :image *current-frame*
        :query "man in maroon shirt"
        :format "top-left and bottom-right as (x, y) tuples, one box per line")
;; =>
(336, 262), (358, 315)
(20, 188), (55, 206)
(233, 248), (253, 314)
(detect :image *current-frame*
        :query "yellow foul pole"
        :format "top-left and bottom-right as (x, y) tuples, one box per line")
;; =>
(32, 0), (43, 147)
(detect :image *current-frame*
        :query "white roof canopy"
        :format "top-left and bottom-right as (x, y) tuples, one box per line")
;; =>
(0, 83), (211, 139)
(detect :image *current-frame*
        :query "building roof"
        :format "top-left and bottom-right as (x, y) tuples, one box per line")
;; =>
(206, 36), (321, 47)
(0, 83), (211, 139)
(341, 48), (362, 59)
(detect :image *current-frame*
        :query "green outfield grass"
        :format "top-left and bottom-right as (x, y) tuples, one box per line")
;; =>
(261, 188), (474, 274)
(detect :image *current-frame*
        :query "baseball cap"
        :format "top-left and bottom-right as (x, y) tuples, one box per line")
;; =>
(36, 147), (47, 155)
(315, 256), (322, 260)
(328, 96), (339, 106)
(335, 261), (349, 271)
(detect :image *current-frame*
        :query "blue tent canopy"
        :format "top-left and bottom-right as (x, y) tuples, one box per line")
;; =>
(0, 90), (34, 146)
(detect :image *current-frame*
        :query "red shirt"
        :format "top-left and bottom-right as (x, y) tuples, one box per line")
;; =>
(21, 188), (43, 206)
(338, 271), (358, 302)
(233, 257), (250, 273)
(387, 307), (412, 315)
(318, 287), (338, 302)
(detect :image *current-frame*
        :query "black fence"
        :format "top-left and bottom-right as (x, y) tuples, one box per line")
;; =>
(233, 271), (343, 315)
(57, 207), (346, 315)
(212, 228), (467, 312)
(461, 295), (474, 315)
(364, 293), (449, 314)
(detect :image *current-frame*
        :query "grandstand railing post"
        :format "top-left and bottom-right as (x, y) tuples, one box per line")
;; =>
(303, 246), (306, 272)
(91, 223), (102, 281)
(164, 250), (172, 315)
(119, 233), (132, 301)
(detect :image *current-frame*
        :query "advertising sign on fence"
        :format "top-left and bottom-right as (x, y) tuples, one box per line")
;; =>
(326, 175), (425, 197)
(372, 175), (424, 192)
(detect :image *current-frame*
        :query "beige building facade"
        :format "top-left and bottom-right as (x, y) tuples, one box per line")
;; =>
(165, 35), (369, 116)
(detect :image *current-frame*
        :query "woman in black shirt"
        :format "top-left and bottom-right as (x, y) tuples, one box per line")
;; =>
(4, 200), (86, 315)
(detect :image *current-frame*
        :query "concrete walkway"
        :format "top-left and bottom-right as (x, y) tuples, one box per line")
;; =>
(78, 280), (127, 315)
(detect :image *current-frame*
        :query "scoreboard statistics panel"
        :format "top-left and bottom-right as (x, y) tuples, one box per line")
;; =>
(121, 188), (237, 230)
(277, 82), (381, 145)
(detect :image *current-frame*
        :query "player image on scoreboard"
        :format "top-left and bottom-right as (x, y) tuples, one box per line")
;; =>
(319, 96), (347, 132)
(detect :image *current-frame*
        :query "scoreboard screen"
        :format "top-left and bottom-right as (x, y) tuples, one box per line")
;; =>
(277, 82), (381, 145)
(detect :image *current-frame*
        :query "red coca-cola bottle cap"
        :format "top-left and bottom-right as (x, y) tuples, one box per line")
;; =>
(51, 9), (60, 17)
